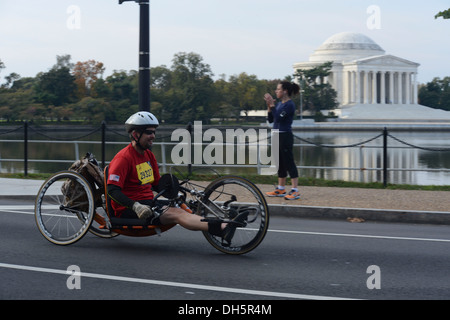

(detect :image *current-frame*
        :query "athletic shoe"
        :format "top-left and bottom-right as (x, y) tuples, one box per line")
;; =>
(222, 211), (250, 246)
(284, 190), (300, 200)
(265, 188), (286, 197)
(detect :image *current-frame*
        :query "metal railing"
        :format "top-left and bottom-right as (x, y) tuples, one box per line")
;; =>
(1, 122), (450, 187)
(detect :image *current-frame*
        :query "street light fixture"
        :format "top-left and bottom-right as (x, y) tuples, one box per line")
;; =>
(119, 0), (150, 112)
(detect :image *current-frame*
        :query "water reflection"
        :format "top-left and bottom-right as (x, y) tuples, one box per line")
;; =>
(293, 131), (450, 185)
(1, 127), (450, 186)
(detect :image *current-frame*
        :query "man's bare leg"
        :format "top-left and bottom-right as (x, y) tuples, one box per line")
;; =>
(159, 207), (223, 231)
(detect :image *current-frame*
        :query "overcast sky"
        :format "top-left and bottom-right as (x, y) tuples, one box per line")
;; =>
(0, 0), (448, 84)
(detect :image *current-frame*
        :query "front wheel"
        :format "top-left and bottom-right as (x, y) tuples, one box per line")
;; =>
(34, 171), (95, 245)
(200, 176), (269, 255)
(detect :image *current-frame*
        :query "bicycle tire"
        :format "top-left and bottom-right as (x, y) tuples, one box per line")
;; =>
(34, 171), (95, 245)
(200, 176), (269, 255)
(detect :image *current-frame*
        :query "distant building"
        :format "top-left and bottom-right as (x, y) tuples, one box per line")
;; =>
(293, 32), (450, 122)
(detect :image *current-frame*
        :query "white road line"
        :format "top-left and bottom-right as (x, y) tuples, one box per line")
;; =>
(267, 228), (450, 243)
(0, 262), (355, 300)
(0, 209), (34, 215)
(0, 205), (34, 210)
(2, 206), (450, 243)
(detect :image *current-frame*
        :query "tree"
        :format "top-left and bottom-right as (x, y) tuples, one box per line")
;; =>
(101, 70), (139, 122)
(171, 52), (214, 84)
(168, 52), (215, 123)
(224, 73), (267, 121)
(294, 61), (339, 114)
(0, 106), (12, 122)
(47, 105), (74, 122)
(33, 56), (77, 107)
(435, 9), (450, 19)
(0, 59), (6, 90)
(18, 103), (48, 121)
(54, 54), (74, 70)
(149, 65), (172, 122)
(2, 73), (21, 88)
(419, 77), (450, 111)
(0, 80), (43, 121)
(150, 65), (172, 90)
(1, 51), (346, 124)
(213, 76), (236, 121)
(72, 60), (105, 98)
(0, 59), (5, 76)
(71, 97), (113, 123)
(104, 70), (138, 102)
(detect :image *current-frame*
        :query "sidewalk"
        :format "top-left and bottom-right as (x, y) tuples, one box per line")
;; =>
(257, 184), (450, 225)
(0, 178), (46, 198)
(1, 178), (449, 225)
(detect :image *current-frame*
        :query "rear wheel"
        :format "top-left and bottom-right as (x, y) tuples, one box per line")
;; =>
(200, 176), (269, 255)
(35, 171), (95, 245)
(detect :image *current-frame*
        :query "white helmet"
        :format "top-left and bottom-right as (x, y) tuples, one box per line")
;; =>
(125, 111), (159, 133)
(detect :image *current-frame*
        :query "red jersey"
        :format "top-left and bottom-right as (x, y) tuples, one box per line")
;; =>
(107, 143), (160, 217)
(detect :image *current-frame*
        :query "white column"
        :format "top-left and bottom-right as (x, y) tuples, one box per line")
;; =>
(397, 72), (403, 104)
(413, 72), (418, 104)
(342, 71), (348, 105)
(380, 71), (386, 104)
(356, 71), (361, 104)
(363, 71), (369, 104)
(389, 72), (394, 104)
(405, 72), (411, 104)
(335, 71), (343, 105)
(350, 71), (356, 103)
(371, 71), (377, 104)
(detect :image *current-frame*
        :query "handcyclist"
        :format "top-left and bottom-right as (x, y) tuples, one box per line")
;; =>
(106, 111), (248, 244)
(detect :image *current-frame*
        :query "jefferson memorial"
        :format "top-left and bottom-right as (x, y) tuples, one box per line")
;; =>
(293, 32), (450, 122)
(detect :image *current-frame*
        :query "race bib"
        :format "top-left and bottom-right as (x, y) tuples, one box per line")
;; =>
(136, 162), (154, 185)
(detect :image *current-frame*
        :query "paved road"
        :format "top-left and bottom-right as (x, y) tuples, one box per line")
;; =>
(1, 199), (450, 302)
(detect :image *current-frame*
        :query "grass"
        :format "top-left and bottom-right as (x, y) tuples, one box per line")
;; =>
(1, 172), (449, 191)
(239, 175), (450, 191)
(0, 173), (51, 180)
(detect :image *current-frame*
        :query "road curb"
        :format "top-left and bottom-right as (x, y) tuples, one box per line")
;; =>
(268, 204), (450, 225)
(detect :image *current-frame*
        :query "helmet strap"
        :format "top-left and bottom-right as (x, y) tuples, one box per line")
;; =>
(131, 131), (147, 152)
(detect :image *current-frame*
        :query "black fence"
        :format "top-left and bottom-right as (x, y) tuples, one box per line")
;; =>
(1, 122), (450, 187)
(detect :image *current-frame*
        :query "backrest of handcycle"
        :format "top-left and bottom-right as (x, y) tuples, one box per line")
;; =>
(65, 153), (104, 210)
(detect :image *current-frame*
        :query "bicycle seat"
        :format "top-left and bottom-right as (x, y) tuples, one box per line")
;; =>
(101, 165), (176, 236)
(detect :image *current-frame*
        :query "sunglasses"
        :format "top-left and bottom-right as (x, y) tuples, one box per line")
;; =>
(143, 129), (156, 135)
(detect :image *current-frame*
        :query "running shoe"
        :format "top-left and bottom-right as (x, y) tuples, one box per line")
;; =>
(265, 188), (286, 197)
(284, 190), (300, 200)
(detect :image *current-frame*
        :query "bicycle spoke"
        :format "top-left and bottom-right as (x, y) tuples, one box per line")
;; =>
(199, 176), (269, 255)
(35, 171), (95, 245)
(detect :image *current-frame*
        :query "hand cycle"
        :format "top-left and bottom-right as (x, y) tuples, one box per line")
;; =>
(34, 165), (270, 255)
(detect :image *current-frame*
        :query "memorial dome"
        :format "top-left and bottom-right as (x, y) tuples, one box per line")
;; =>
(309, 32), (385, 62)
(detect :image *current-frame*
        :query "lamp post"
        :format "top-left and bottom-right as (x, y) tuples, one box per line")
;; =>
(119, 0), (150, 112)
